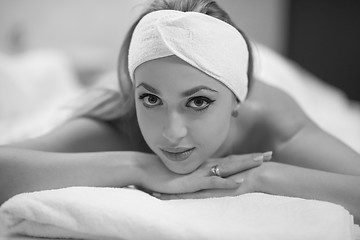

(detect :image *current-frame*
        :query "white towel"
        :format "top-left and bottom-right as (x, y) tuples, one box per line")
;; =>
(1, 187), (359, 240)
(128, 10), (249, 102)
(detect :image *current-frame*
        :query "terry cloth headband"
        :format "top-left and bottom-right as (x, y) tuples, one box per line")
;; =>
(128, 10), (249, 102)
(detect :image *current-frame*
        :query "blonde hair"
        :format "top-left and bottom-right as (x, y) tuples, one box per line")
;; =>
(73, 0), (253, 122)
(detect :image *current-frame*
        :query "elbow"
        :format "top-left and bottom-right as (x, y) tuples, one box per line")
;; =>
(0, 156), (19, 206)
(0, 168), (10, 206)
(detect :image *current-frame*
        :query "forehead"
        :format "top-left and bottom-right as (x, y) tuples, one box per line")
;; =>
(134, 55), (228, 91)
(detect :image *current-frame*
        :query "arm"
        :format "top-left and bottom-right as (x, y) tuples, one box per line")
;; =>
(258, 162), (360, 224)
(0, 117), (239, 204)
(0, 117), (140, 204)
(0, 148), (142, 204)
(155, 156), (360, 224)
(274, 122), (360, 175)
(264, 123), (360, 223)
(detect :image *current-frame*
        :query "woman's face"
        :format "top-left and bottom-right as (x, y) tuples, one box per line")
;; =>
(134, 56), (237, 174)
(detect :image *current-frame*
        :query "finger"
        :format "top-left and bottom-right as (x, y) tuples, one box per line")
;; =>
(158, 192), (208, 200)
(199, 176), (244, 190)
(217, 151), (272, 177)
(179, 175), (242, 193)
(156, 188), (240, 200)
(153, 193), (181, 200)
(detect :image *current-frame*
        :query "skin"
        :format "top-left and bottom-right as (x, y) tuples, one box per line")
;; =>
(1, 54), (360, 223)
(134, 56), (239, 174)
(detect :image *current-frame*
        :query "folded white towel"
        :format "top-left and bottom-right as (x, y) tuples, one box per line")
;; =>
(1, 187), (359, 240)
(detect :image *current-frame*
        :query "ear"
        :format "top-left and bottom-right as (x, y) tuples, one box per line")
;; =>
(231, 101), (241, 118)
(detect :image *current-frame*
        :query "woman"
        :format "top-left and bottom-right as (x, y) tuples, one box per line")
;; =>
(0, 0), (359, 223)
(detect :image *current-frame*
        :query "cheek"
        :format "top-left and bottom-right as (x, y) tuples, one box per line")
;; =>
(135, 105), (162, 146)
(198, 115), (229, 139)
(191, 108), (232, 149)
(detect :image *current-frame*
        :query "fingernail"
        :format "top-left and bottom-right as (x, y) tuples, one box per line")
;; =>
(263, 151), (273, 161)
(253, 155), (264, 161)
(235, 178), (244, 184)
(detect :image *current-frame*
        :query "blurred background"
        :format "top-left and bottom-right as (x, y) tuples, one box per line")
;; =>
(0, 0), (289, 87)
(0, 0), (359, 145)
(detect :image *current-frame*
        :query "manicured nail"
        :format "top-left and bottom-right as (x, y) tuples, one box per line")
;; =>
(263, 151), (273, 161)
(253, 155), (264, 161)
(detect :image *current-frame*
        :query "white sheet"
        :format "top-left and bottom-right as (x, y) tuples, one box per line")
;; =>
(1, 187), (359, 240)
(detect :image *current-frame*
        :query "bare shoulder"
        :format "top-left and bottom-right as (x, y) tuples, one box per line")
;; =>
(7, 117), (134, 152)
(236, 80), (360, 170)
(238, 80), (314, 149)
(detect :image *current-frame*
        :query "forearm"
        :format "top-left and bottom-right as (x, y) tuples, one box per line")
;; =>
(0, 147), (141, 204)
(275, 124), (360, 175)
(259, 162), (360, 223)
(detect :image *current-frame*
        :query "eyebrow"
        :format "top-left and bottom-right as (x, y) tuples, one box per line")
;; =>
(136, 83), (159, 95)
(136, 83), (218, 97)
(181, 86), (218, 97)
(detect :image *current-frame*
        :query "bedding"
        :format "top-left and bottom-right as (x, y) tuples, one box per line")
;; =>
(0, 50), (84, 145)
(1, 187), (359, 240)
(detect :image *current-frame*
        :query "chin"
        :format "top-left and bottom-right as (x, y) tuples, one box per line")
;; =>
(159, 156), (200, 175)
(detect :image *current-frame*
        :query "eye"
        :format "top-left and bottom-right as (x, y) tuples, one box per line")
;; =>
(186, 97), (214, 111)
(138, 93), (162, 108)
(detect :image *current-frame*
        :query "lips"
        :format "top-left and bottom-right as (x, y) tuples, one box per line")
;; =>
(160, 147), (195, 161)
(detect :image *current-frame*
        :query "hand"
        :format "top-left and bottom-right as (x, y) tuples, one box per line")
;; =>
(201, 151), (273, 178)
(154, 163), (271, 200)
(136, 152), (241, 195)
(144, 151), (272, 198)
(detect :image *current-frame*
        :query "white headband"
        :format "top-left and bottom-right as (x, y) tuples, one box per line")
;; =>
(128, 10), (249, 102)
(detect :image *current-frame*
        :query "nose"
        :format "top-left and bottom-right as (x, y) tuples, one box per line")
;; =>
(162, 111), (188, 144)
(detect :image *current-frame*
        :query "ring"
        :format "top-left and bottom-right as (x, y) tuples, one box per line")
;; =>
(210, 165), (221, 177)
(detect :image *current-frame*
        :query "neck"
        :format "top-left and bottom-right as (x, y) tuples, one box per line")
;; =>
(213, 115), (252, 158)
